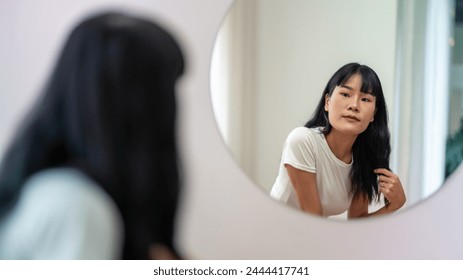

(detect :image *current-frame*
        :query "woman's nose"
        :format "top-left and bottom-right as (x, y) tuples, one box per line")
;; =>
(348, 102), (359, 112)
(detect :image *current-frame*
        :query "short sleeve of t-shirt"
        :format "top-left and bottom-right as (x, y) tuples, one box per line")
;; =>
(282, 127), (318, 173)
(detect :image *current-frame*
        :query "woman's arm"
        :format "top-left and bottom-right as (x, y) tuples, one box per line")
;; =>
(348, 195), (403, 218)
(285, 164), (322, 216)
(348, 168), (406, 218)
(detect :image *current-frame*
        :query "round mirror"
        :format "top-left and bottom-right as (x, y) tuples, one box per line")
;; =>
(211, 0), (462, 220)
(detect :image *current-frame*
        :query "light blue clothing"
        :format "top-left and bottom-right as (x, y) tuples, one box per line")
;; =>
(0, 168), (123, 259)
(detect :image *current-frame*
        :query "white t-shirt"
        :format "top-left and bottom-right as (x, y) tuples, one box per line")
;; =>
(270, 127), (353, 217)
(0, 168), (123, 259)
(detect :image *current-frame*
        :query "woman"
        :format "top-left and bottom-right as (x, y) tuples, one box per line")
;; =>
(271, 63), (406, 218)
(0, 12), (184, 259)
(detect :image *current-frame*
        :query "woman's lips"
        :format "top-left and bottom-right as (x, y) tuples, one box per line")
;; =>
(343, 115), (360, 121)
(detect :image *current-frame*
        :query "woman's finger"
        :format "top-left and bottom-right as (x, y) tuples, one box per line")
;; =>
(379, 185), (390, 195)
(379, 182), (391, 191)
(374, 168), (393, 177)
(377, 175), (394, 183)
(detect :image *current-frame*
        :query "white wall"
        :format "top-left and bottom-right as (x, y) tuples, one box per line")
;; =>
(1, 0), (463, 259)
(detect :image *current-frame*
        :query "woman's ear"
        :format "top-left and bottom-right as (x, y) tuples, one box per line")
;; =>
(324, 94), (330, 112)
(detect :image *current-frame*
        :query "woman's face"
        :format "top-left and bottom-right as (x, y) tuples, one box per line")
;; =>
(324, 74), (376, 136)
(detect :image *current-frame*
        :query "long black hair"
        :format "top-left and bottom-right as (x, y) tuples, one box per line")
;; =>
(0, 12), (185, 259)
(305, 63), (390, 203)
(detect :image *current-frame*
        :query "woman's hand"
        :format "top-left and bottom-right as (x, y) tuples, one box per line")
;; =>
(374, 168), (406, 211)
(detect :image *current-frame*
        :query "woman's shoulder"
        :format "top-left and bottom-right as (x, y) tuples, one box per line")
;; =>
(287, 126), (323, 142)
(21, 168), (118, 215)
(23, 168), (106, 200)
(0, 168), (123, 259)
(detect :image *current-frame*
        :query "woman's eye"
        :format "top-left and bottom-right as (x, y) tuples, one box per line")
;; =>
(341, 93), (349, 97)
(361, 98), (371, 102)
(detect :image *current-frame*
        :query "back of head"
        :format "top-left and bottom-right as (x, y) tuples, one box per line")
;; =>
(0, 12), (185, 259)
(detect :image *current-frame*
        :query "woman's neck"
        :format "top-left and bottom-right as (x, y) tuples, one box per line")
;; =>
(325, 129), (357, 164)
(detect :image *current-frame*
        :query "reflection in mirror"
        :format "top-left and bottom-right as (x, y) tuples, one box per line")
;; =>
(211, 0), (459, 220)
(446, 0), (463, 178)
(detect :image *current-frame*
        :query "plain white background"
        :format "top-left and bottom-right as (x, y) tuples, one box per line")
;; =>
(0, 0), (463, 259)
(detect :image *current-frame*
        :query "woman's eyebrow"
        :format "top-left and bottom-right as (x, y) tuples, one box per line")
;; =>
(340, 85), (374, 95)
(360, 91), (374, 95)
(340, 85), (353, 90)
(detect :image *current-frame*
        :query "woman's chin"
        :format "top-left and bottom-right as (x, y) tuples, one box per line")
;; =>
(331, 124), (368, 136)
